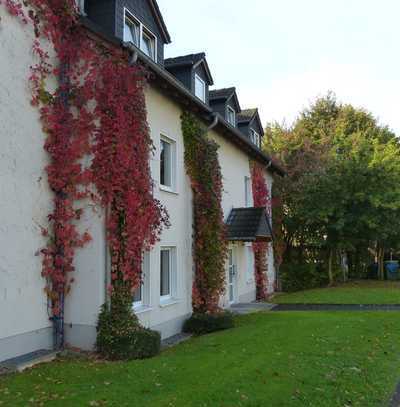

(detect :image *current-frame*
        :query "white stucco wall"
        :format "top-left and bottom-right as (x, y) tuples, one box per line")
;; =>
(0, 9), (55, 360)
(209, 131), (276, 304)
(138, 86), (193, 338)
(0, 3), (276, 360)
(65, 85), (194, 347)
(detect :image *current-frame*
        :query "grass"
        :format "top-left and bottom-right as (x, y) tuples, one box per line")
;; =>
(272, 280), (400, 305)
(1, 312), (400, 406)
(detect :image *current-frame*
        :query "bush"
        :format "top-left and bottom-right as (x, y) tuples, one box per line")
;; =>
(280, 262), (329, 292)
(96, 300), (161, 360)
(183, 311), (234, 335)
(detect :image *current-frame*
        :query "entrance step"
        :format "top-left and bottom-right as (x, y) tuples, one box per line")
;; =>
(0, 349), (58, 375)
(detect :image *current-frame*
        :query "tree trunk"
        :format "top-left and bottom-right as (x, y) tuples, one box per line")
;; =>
(378, 247), (385, 280)
(328, 248), (334, 286)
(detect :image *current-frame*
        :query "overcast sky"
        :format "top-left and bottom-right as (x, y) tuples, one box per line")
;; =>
(157, 0), (400, 134)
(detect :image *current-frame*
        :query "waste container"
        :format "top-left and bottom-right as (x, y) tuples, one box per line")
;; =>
(385, 261), (400, 280)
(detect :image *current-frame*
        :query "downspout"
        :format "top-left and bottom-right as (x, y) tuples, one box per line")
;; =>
(51, 61), (70, 352)
(203, 113), (218, 136)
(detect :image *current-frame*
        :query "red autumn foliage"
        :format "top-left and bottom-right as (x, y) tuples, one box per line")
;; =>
(2, 0), (168, 315)
(251, 162), (271, 300)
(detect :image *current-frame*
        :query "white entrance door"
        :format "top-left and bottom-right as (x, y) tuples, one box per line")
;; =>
(228, 247), (238, 304)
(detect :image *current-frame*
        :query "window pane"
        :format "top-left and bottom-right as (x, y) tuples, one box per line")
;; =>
(227, 108), (235, 126)
(160, 139), (172, 187)
(245, 177), (251, 207)
(160, 250), (170, 297)
(124, 18), (139, 45)
(195, 76), (205, 102)
(247, 246), (254, 280)
(142, 32), (154, 59)
(133, 284), (142, 303)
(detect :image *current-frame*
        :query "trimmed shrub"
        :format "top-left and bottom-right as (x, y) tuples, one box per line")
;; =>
(183, 311), (234, 335)
(96, 300), (161, 360)
(280, 262), (329, 292)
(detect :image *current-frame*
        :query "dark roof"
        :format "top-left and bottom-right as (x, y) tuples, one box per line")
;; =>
(209, 87), (235, 100)
(148, 0), (171, 44)
(80, 17), (285, 176)
(226, 208), (273, 242)
(238, 108), (257, 123)
(238, 108), (264, 137)
(165, 53), (204, 67)
(210, 87), (241, 112)
(165, 53), (214, 85)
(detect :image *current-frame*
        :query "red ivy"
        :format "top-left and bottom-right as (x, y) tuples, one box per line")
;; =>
(251, 162), (271, 300)
(2, 1), (168, 315)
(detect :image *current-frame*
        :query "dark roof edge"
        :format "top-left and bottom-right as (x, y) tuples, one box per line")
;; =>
(79, 17), (285, 176)
(148, 0), (171, 44)
(193, 58), (214, 86)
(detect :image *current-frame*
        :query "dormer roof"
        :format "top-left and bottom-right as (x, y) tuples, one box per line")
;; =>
(165, 53), (214, 85)
(238, 108), (264, 136)
(209, 87), (241, 112)
(148, 0), (171, 44)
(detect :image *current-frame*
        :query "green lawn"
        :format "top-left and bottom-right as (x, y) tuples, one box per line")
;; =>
(1, 312), (400, 406)
(273, 280), (400, 304)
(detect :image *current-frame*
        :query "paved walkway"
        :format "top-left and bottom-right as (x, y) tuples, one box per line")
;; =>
(230, 302), (276, 314)
(271, 304), (400, 311)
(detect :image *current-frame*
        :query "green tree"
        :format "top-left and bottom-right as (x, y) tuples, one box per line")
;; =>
(266, 94), (400, 288)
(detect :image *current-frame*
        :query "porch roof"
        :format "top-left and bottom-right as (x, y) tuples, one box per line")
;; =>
(226, 208), (273, 242)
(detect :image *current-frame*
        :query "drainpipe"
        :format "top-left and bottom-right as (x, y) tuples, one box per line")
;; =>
(51, 61), (70, 352)
(123, 42), (139, 66)
(203, 113), (218, 135)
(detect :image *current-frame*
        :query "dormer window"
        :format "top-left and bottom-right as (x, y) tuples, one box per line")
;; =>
(124, 8), (157, 62)
(124, 13), (140, 46)
(142, 28), (156, 59)
(250, 129), (261, 148)
(195, 74), (206, 102)
(227, 106), (236, 126)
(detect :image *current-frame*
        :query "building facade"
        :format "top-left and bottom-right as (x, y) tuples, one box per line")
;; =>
(0, 0), (284, 362)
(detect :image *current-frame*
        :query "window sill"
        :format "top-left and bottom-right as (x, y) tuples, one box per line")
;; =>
(133, 305), (153, 315)
(159, 298), (182, 308)
(159, 185), (179, 195)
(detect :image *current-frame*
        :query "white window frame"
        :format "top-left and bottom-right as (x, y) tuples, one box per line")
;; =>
(123, 8), (158, 62)
(160, 247), (177, 304)
(250, 129), (261, 148)
(133, 252), (150, 311)
(245, 243), (255, 283)
(226, 106), (236, 126)
(159, 134), (177, 193)
(141, 26), (156, 60)
(194, 74), (206, 102)
(245, 176), (252, 208)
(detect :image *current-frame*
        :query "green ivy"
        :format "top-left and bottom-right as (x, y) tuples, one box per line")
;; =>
(181, 112), (228, 314)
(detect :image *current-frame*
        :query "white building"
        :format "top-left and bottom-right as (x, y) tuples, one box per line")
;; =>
(0, 0), (285, 363)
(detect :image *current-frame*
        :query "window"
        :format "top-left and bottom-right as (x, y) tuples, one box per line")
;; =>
(245, 176), (252, 207)
(250, 129), (261, 148)
(160, 247), (177, 302)
(124, 12), (140, 46)
(133, 252), (150, 309)
(141, 28), (156, 60)
(245, 243), (255, 282)
(195, 74), (206, 102)
(160, 136), (176, 191)
(226, 106), (236, 126)
(124, 9), (157, 62)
